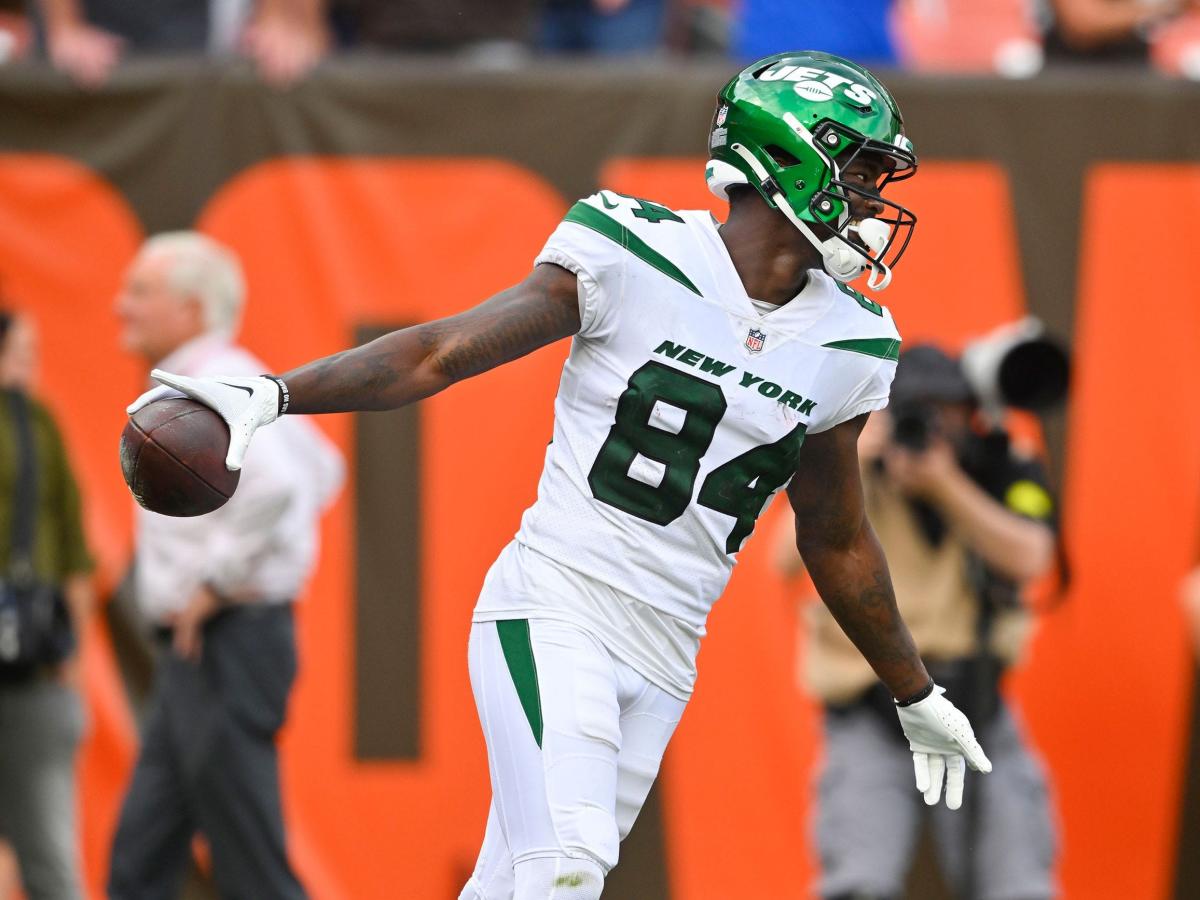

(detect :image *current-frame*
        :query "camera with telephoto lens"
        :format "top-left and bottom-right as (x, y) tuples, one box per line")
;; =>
(888, 318), (1069, 452)
(959, 317), (1070, 416)
(890, 400), (941, 452)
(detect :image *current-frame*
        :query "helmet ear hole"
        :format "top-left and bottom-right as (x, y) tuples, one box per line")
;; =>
(763, 145), (802, 168)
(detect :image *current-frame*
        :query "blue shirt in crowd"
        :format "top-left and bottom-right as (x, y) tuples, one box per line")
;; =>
(736, 0), (898, 67)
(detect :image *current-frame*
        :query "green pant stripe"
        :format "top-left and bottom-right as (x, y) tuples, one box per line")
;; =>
(496, 619), (543, 748)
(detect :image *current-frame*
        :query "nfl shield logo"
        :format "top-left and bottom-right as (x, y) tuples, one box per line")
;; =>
(716, 105), (729, 126)
(745, 328), (766, 353)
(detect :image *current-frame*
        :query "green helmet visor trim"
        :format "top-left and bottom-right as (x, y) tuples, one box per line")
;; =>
(808, 120), (918, 279)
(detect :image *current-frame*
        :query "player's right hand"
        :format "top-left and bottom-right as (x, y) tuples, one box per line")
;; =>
(127, 371), (282, 471)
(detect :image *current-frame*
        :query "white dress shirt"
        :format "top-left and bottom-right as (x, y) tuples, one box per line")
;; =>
(134, 333), (345, 622)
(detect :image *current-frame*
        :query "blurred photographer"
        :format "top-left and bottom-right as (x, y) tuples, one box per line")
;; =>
(776, 342), (1061, 900)
(0, 307), (94, 900)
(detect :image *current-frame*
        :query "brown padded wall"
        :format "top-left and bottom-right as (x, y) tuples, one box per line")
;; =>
(354, 323), (423, 759)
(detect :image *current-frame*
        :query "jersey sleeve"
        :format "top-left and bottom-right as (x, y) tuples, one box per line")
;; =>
(534, 194), (628, 341)
(803, 277), (904, 434)
(808, 356), (898, 434)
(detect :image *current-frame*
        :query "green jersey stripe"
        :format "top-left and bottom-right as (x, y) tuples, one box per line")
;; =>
(821, 337), (901, 362)
(564, 201), (702, 296)
(496, 619), (543, 747)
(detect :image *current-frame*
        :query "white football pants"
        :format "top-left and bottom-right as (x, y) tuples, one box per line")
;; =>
(459, 618), (686, 900)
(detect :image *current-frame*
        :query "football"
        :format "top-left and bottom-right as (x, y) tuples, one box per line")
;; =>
(119, 397), (241, 517)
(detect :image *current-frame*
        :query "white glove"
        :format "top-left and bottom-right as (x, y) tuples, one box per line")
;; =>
(126, 370), (284, 471)
(895, 684), (992, 810)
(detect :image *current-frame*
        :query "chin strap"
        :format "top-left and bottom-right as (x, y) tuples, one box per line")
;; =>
(729, 141), (893, 291)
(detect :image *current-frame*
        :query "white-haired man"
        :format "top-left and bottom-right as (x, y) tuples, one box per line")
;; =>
(109, 232), (344, 900)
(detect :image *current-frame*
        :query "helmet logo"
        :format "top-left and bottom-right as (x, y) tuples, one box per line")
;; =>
(757, 64), (880, 108)
(716, 105), (729, 126)
(794, 81), (833, 102)
(745, 328), (767, 354)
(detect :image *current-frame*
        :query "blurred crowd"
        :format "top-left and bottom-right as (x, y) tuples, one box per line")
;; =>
(1, 232), (345, 899)
(2, 0), (1200, 85)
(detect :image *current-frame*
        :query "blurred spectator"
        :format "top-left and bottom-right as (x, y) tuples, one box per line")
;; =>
(539, 0), (667, 56)
(0, 841), (18, 900)
(734, 0), (898, 66)
(1181, 565), (1200, 651)
(893, 0), (1044, 77)
(33, 0), (328, 88)
(668, 0), (732, 56)
(0, 306), (94, 900)
(331, 0), (535, 59)
(1179, 564), (1200, 897)
(0, 0), (31, 62)
(775, 345), (1059, 900)
(1039, 0), (1193, 64)
(108, 233), (343, 900)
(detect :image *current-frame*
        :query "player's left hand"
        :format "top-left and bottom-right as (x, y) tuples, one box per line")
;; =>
(127, 371), (283, 471)
(895, 685), (992, 810)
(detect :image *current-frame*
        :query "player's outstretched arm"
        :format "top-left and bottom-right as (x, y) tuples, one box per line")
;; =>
(787, 413), (991, 809)
(129, 263), (581, 469)
(282, 261), (581, 414)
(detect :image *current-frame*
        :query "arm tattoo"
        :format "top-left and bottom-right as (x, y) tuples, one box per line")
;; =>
(311, 346), (402, 392)
(789, 417), (930, 698)
(281, 265), (580, 414)
(803, 522), (928, 697)
(852, 563), (890, 614)
(431, 280), (580, 381)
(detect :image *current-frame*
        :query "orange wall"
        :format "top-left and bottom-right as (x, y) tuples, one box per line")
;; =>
(198, 159), (570, 899)
(1010, 165), (1200, 900)
(0, 153), (1195, 899)
(0, 156), (144, 891)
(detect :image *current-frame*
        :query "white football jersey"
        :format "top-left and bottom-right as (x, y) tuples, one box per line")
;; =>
(476, 191), (900, 684)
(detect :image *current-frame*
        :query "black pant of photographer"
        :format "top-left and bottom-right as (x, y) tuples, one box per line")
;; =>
(108, 603), (307, 900)
(816, 699), (1056, 900)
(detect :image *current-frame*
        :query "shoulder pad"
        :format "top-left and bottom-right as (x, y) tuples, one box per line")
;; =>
(570, 191), (685, 226)
(817, 278), (901, 362)
(832, 279), (888, 318)
(561, 192), (702, 296)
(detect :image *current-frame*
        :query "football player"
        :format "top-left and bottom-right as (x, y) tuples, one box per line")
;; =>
(130, 51), (991, 900)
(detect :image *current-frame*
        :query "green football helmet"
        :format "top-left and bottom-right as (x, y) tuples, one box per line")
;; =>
(706, 51), (918, 291)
